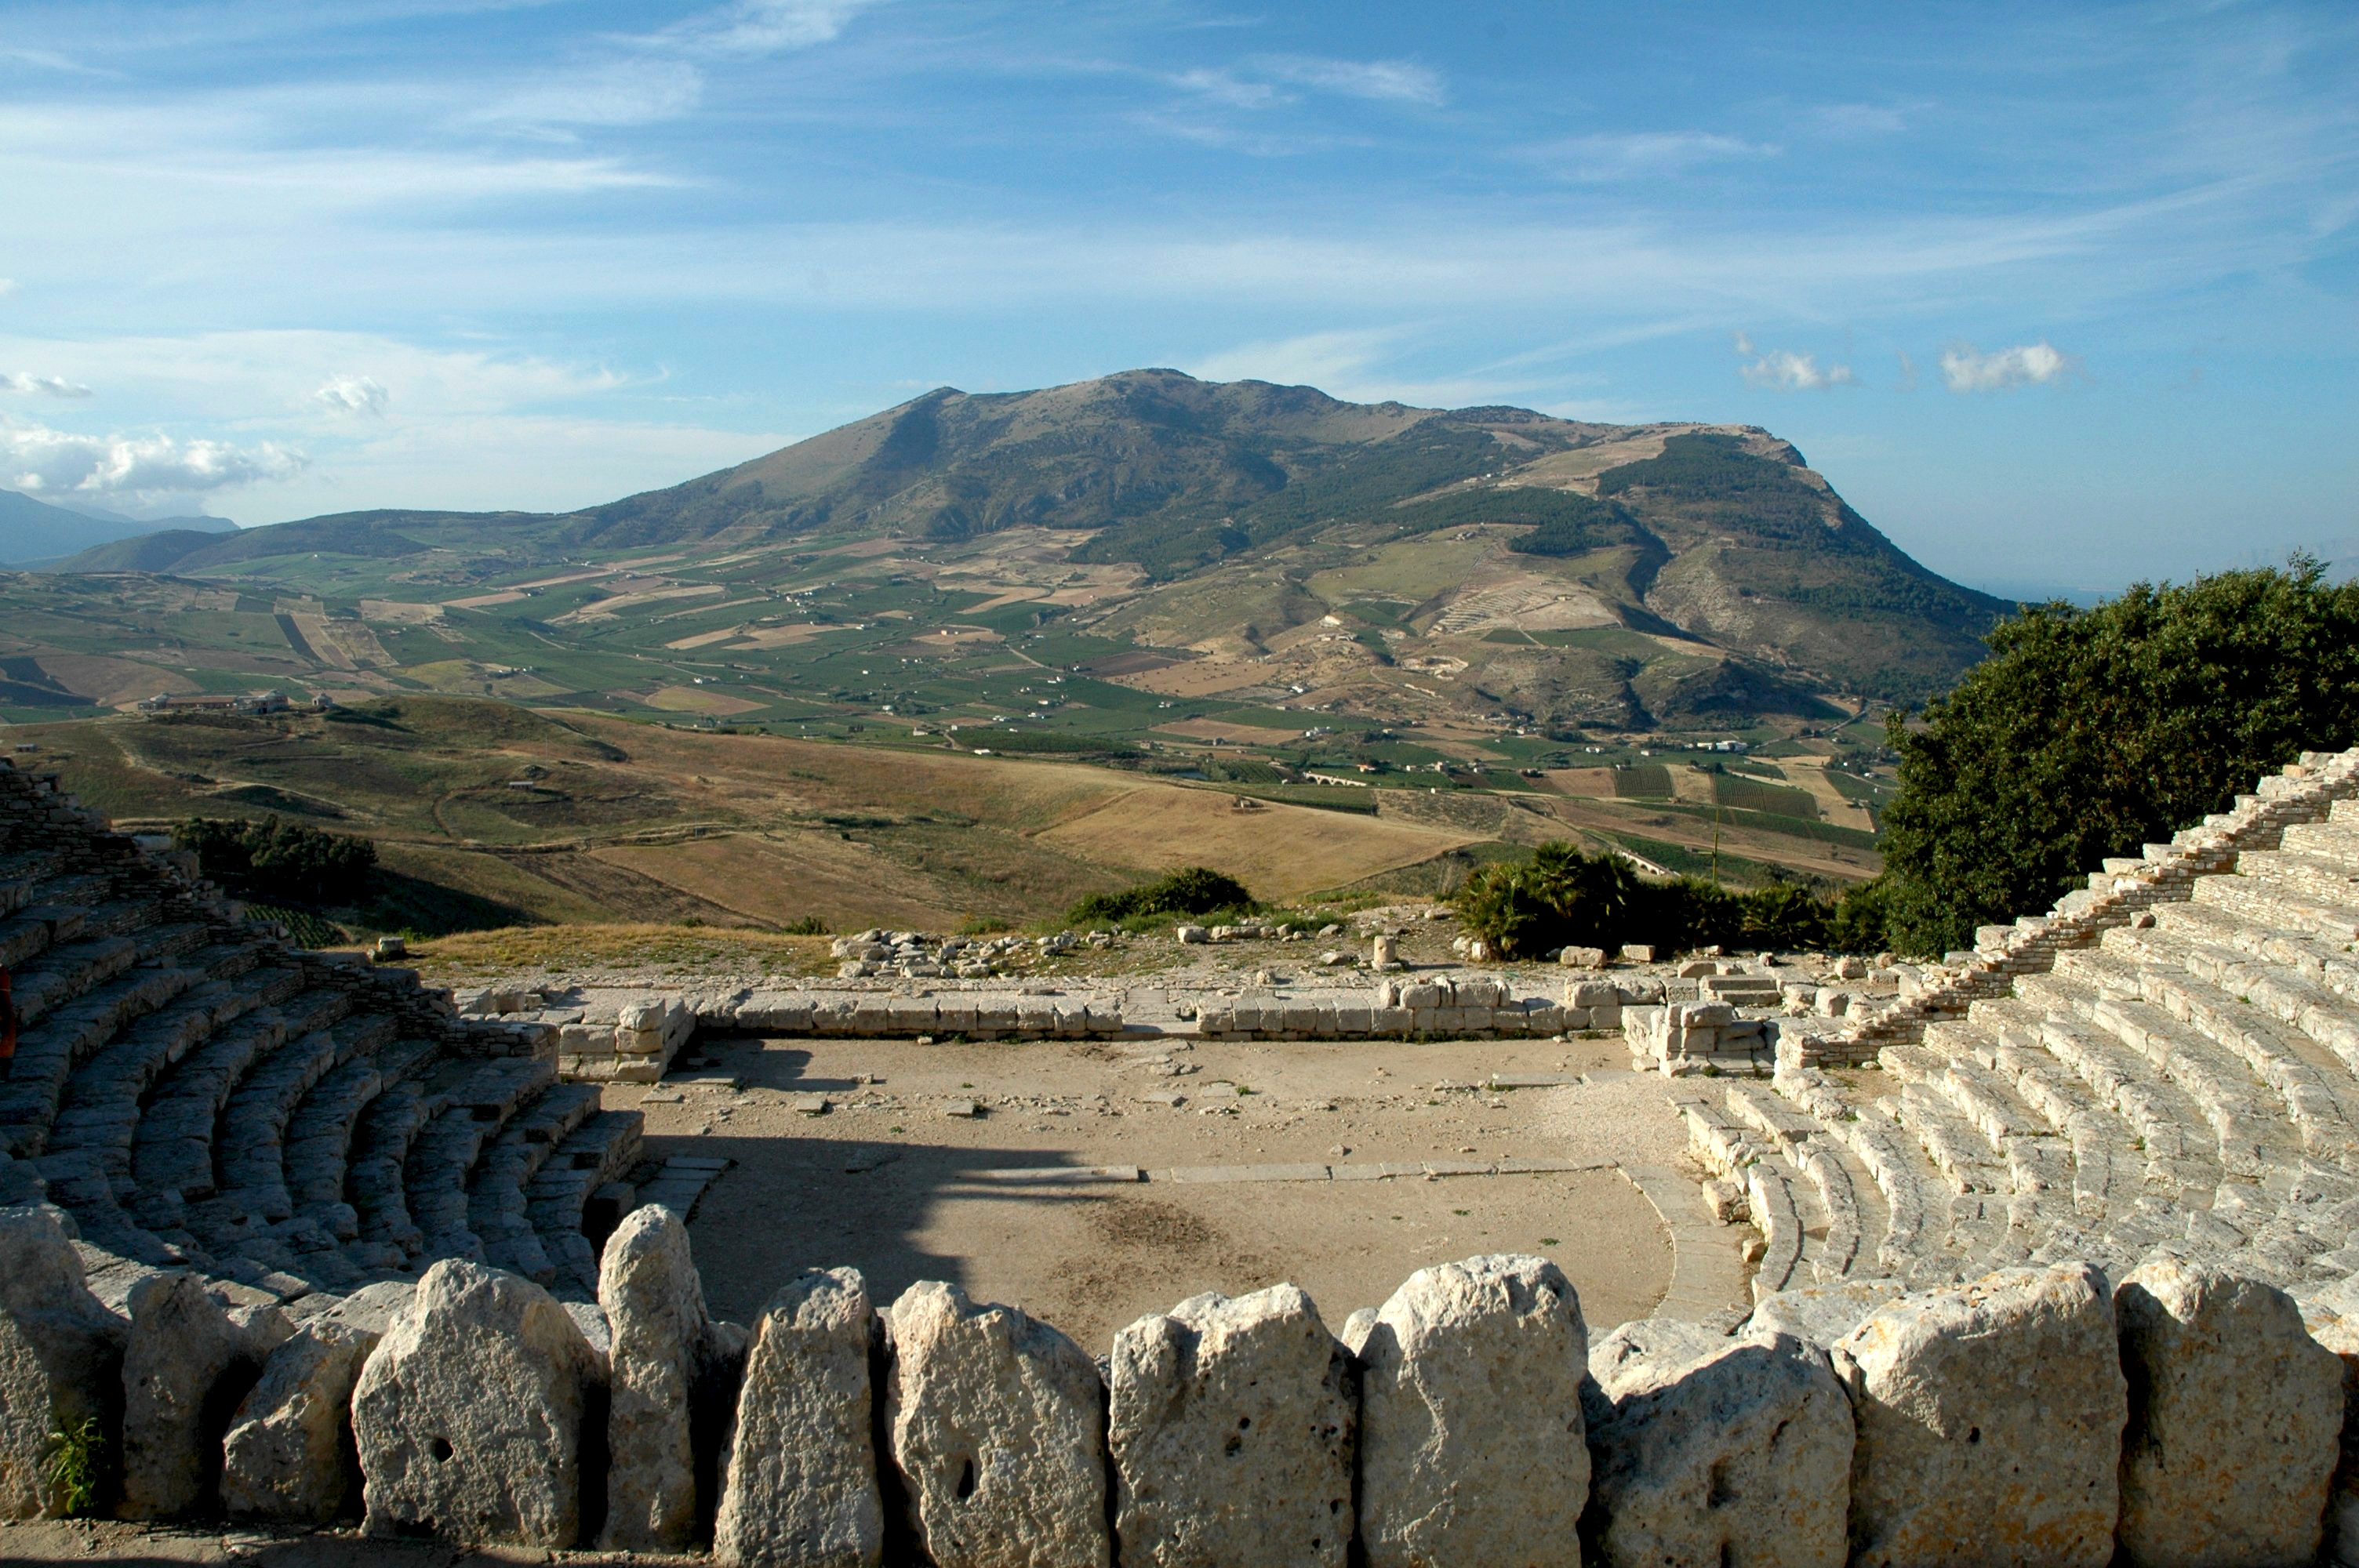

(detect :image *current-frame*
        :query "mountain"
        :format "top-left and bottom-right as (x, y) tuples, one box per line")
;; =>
(0, 488), (236, 565)
(31, 368), (2012, 724)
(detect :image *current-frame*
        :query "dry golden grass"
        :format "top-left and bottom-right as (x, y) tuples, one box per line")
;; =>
(408, 922), (834, 977)
(1036, 786), (1478, 900)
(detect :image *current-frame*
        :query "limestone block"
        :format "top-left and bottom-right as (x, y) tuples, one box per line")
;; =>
(2114, 1260), (2340, 1568)
(1586, 1326), (1852, 1568)
(1619, 944), (1656, 963)
(599, 1204), (716, 1552)
(714, 1266), (883, 1568)
(2307, 1314), (2359, 1568)
(352, 1258), (603, 1546)
(1109, 1283), (1355, 1568)
(0, 1204), (125, 1519)
(1372, 1007), (1412, 1034)
(1833, 1262), (2127, 1568)
(1747, 1279), (1906, 1348)
(1567, 981), (1619, 1011)
(1400, 982), (1442, 1011)
(1375, 980), (1401, 1007)
(1356, 1254), (1587, 1568)
(120, 1272), (291, 1519)
(221, 1320), (376, 1523)
(1559, 946), (1607, 967)
(884, 1281), (1109, 1568)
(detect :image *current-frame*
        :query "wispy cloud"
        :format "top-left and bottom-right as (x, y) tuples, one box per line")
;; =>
(1941, 340), (2073, 391)
(312, 375), (391, 417)
(641, 0), (884, 57)
(1734, 332), (1854, 390)
(0, 372), (92, 398)
(466, 60), (705, 133)
(1261, 56), (1445, 107)
(1810, 102), (1916, 136)
(0, 419), (304, 498)
(1529, 131), (1779, 183)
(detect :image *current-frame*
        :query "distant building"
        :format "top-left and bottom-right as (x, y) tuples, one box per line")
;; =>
(136, 689), (292, 716)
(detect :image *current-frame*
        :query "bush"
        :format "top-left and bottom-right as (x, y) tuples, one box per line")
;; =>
(171, 815), (377, 906)
(1450, 842), (1843, 958)
(1877, 558), (2359, 955)
(1067, 866), (1256, 926)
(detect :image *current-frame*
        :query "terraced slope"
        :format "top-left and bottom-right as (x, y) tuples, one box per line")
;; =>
(0, 760), (640, 1311)
(1691, 748), (2359, 1320)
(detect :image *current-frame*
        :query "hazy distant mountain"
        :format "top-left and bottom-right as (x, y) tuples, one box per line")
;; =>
(42, 368), (2013, 709)
(1, 488), (236, 566)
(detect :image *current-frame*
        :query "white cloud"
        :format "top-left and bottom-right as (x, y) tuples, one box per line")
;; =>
(1263, 57), (1446, 107)
(1532, 131), (1779, 182)
(0, 419), (304, 499)
(1735, 336), (1855, 390)
(0, 372), (92, 397)
(0, 280), (14, 296)
(311, 374), (391, 417)
(645, 0), (882, 56)
(1941, 339), (2072, 391)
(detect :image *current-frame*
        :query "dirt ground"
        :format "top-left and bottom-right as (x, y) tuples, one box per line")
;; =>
(639, 1030), (1691, 1352)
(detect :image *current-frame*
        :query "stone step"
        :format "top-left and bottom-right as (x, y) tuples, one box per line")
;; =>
(2153, 901), (2359, 1005)
(1743, 1158), (1805, 1301)
(526, 1109), (643, 1296)
(467, 1083), (604, 1286)
(402, 1057), (558, 1259)
(0, 848), (71, 916)
(0, 960), (221, 1156)
(45, 972), (295, 1176)
(2016, 971), (2227, 1195)
(2099, 928), (2359, 1172)
(216, 1011), (403, 1222)
(2230, 848), (2359, 909)
(2277, 818), (2359, 870)
(285, 1039), (440, 1213)
(1892, 1083), (2005, 1195)
(2052, 953), (2302, 1178)
(1794, 1140), (1867, 1283)
(2191, 873), (2359, 942)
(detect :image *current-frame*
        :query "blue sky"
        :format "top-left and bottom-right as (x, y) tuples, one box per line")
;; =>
(0, 0), (2351, 592)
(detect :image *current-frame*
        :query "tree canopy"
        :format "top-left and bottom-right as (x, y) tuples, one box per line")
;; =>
(1875, 558), (2359, 955)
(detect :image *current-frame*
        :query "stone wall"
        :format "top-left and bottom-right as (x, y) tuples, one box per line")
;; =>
(8, 1202), (2356, 1567)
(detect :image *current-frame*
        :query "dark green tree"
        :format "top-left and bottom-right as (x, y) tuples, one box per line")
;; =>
(1877, 557), (2359, 955)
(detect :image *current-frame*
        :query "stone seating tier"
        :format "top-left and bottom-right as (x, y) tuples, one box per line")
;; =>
(0, 760), (644, 1318)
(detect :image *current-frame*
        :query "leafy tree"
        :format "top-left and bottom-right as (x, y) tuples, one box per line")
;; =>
(1877, 558), (2359, 956)
(171, 815), (378, 906)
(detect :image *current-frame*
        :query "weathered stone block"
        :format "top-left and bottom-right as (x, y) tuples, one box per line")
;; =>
(0, 1205), (124, 1520)
(222, 1320), (376, 1524)
(1110, 1284), (1354, 1568)
(121, 1272), (291, 1519)
(1357, 1255), (1587, 1568)
(2115, 1260), (2340, 1568)
(599, 1205), (716, 1552)
(885, 1281), (1109, 1568)
(714, 1266), (882, 1568)
(1833, 1262), (2126, 1568)
(1586, 1323), (1852, 1568)
(352, 1259), (603, 1546)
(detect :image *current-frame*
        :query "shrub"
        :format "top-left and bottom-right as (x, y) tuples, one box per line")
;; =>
(1067, 866), (1256, 926)
(44, 1414), (104, 1516)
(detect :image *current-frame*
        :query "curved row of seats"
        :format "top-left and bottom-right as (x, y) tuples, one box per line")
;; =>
(0, 762), (642, 1312)
(1690, 764), (2359, 1318)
